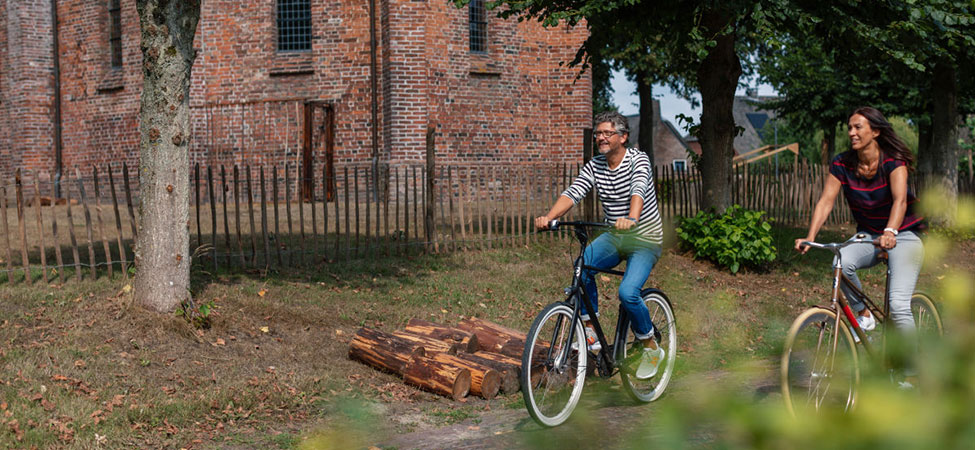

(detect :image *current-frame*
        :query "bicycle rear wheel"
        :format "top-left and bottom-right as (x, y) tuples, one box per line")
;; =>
(781, 307), (859, 416)
(521, 302), (587, 427)
(618, 291), (677, 403)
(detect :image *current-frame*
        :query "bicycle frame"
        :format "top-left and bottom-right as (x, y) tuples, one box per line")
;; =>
(815, 235), (892, 359)
(550, 221), (636, 377)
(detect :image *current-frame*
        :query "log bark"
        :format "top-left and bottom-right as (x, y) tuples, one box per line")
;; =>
(429, 353), (501, 399)
(402, 355), (471, 401)
(392, 331), (461, 355)
(404, 319), (478, 353)
(456, 352), (519, 395)
(456, 317), (525, 352)
(348, 328), (425, 375)
(497, 338), (526, 359)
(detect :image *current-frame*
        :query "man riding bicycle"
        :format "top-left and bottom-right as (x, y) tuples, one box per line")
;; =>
(535, 111), (665, 379)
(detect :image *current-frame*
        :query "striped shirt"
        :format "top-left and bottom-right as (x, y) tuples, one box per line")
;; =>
(562, 148), (664, 244)
(829, 152), (925, 234)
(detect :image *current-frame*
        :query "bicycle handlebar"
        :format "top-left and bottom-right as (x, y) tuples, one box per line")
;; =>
(800, 233), (883, 255)
(544, 219), (612, 231)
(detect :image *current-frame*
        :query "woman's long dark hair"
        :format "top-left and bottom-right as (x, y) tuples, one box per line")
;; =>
(842, 106), (915, 171)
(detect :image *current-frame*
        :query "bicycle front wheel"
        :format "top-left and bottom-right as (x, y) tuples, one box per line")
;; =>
(781, 307), (859, 416)
(618, 291), (677, 403)
(911, 292), (944, 343)
(521, 302), (588, 427)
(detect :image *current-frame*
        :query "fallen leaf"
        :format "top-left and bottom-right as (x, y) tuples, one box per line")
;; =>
(260, 326), (269, 333)
(215, 338), (226, 346)
(599, 275), (611, 282)
(335, 329), (344, 336)
(258, 289), (266, 297)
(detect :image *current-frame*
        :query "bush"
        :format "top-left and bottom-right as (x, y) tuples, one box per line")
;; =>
(676, 205), (777, 273)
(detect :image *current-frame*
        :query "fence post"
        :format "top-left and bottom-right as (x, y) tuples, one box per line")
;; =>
(425, 125), (436, 253)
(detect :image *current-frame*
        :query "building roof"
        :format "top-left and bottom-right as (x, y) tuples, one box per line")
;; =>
(732, 95), (780, 155)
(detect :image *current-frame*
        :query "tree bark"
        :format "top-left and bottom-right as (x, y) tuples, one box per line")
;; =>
(134, 0), (201, 312)
(392, 331), (462, 355)
(428, 353), (501, 399)
(923, 60), (960, 224)
(820, 123), (837, 165)
(402, 356), (471, 400)
(348, 327), (426, 374)
(456, 317), (526, 353)
(696, 13), (741, 213)
(404, 319), (479, 353)
(636, 69), (655, 166)
(456, 352), (520, 394)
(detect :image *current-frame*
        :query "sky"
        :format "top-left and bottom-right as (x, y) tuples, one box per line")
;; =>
(610, 69), (778, 135)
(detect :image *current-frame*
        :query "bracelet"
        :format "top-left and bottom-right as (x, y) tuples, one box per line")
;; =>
(627, 217), (639, 223)
(883, 227), (899, 236)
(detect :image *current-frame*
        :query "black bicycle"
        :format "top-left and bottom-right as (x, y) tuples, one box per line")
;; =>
(521, 220), (677, 427)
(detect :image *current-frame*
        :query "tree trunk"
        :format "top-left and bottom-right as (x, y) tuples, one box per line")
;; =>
(821, 123), (837, 165)
(134, 0), (201, 312)
(636, 69), (655, 166)
(696, 13), (741, 213)
(923, 60), (960, 224)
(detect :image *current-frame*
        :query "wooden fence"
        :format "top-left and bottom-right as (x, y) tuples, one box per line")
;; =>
(2, 161), (972, 285)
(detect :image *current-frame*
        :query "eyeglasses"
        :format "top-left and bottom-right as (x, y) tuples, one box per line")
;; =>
(594, 130), (620, 138)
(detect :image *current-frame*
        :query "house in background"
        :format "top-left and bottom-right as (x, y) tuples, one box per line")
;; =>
(732, 92), (781, 157)
(624, 99), (698, 172)
(0, 0), (591, 181)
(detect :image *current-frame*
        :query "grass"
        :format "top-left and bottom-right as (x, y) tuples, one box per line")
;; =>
(0, 221), (973, 449)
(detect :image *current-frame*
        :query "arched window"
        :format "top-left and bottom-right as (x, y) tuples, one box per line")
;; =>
(277, 0), (312, 52)
(469, 0), (487, 53)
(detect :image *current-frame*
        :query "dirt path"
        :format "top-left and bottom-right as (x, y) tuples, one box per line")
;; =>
(376, 361), (779, 449)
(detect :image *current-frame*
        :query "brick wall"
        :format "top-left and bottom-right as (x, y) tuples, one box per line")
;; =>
(1, 0), (58, 178)
(0, 1), (590, 181)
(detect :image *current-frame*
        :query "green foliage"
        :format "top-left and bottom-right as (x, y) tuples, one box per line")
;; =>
(676, 206), (777, 273)
(176, 297), (215, 329)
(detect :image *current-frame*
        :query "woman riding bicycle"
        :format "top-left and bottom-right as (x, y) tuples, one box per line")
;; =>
(795, 107), (925, 365)
(534, 111), (666, 380)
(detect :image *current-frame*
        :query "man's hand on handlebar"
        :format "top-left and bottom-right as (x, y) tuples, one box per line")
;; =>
(535, 216), (552, 230)
(615, 217), (637, 231)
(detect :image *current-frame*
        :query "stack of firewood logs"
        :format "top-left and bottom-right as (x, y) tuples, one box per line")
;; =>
(348, 317), (530, 400)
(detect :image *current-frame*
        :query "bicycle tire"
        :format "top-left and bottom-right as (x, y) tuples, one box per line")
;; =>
(618, 290), (677, 403)
(521, 302), (588, 427)
(910, 292), (944, 341)
(781, 307), (860, 416)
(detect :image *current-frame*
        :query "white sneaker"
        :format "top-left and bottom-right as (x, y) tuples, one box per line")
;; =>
(857, 313), (877, 331)
(584, 326), (601, 352)
(635, 345), (665, 379)
(571, 326), (601, 352)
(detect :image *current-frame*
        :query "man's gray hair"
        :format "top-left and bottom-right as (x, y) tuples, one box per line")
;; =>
(593, 111), (629, 136)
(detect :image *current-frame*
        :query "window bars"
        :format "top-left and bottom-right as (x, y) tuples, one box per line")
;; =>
(469, 0), (487, 53)
(277, 0), (312, 52)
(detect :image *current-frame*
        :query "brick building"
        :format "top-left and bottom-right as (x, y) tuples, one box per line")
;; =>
(0, 1), (591, 182)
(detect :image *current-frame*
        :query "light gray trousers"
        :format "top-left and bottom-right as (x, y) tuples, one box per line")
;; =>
(838, 231), (924, 332)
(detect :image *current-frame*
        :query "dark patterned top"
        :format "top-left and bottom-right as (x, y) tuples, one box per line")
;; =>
(562, 148), (663, 244)
(829, 151), (925, 233)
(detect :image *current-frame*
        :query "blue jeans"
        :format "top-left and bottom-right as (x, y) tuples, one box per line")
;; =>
(579, 232), (662, 340)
